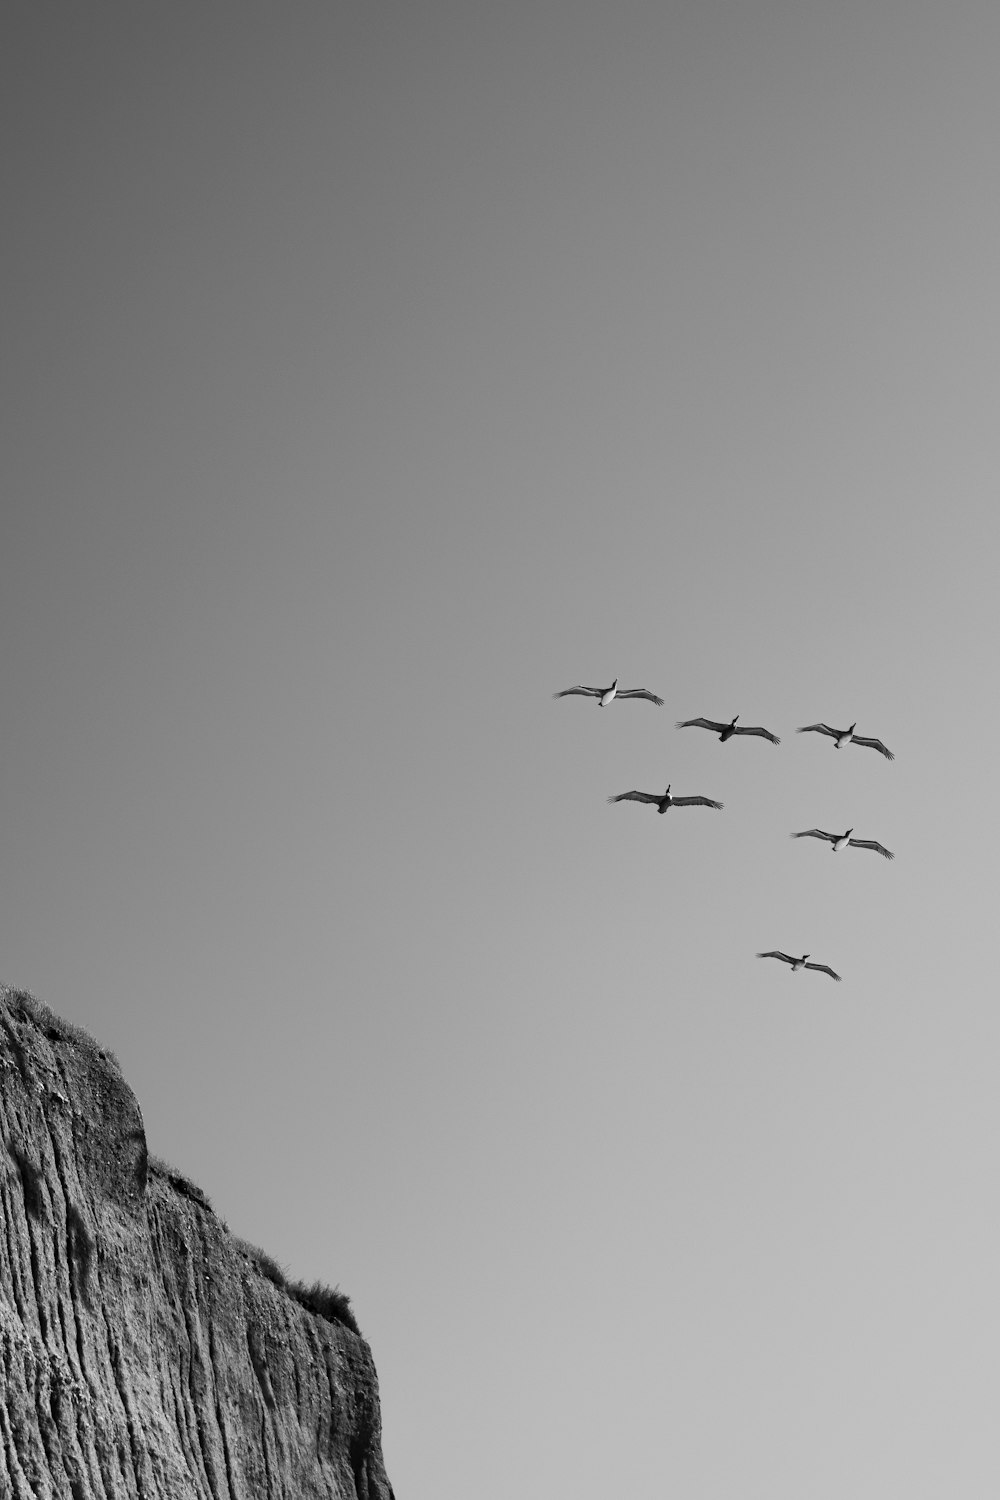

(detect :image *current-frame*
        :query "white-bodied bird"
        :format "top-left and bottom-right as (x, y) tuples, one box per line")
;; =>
(756, 951), (842, 981)
(791, 828), (894, 859)
(796, 722), (893, 759)
(675, 714), (780, 744)
(608, 783), (723, 814)
(554, 677), (663, 707)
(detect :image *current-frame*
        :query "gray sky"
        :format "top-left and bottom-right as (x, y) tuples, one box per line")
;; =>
(3, 3), (999, 1495)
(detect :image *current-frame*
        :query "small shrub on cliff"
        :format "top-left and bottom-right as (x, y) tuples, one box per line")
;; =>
(287, 1279), (362, 1336)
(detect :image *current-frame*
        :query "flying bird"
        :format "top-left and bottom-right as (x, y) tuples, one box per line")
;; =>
(675, 714), (780, 744)
(607, 783), (723, 814)
(554, 677), (663, 707)
(791, 828), (894, 859)
(795, 722), (894, 759)
(756, 951), (842, 981)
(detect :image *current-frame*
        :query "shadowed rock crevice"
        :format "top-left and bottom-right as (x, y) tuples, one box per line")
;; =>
(8, 1146), (44, 1223)
(0, 986), (394, 1499)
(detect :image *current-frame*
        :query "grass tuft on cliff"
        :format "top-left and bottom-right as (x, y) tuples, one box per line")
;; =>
(234, 1238), (362, 1334)
(234, 1237), (288, 1290)
(287, 1279), (362, 1336)
(148, 1154), (215, 1212)
(1, 986), (120, 1070)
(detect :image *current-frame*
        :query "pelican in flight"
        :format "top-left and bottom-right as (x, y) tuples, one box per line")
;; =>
(757, 951), (841, 981)
(796, 722), (894, 760)
(554, 678), (663, 707)
(791, 828), (894, 859)
(675, 714), (780, 745)
(608, 783), (723, 814)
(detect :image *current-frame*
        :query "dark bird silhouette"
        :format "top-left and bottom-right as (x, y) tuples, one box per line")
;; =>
(795, 722), (893, 759)
(675, 714), (780, 744)
(756, 951), (841, 981)
(607, 783), (723, 814)
(791, 828), (894, 859)
(554, 677), (663, 706)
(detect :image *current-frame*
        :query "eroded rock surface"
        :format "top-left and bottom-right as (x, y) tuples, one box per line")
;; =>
(0, 988), (394, 1499)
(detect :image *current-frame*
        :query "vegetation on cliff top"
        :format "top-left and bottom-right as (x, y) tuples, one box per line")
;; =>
(232, 1233), (363, 1335)
(2, 984), (119, 1069)
(2, 985), (362, 1337)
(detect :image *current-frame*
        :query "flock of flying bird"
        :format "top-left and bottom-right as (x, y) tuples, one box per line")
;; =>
(555, 677), (896, 984)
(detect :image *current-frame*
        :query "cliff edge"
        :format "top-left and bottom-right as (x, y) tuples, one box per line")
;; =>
(0, 987), (395, 1500)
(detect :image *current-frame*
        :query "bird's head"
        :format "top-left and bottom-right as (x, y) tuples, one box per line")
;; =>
(848, 722), (857, 732)
(845, 828), (854, 837)
(732, 714), (740, 725)
(611, 677), (618, 688)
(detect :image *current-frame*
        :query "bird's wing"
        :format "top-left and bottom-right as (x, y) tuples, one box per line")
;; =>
(796, 723), (837, 737)
(757, 951), (793, 965)
(805, 963), (842, 981)
(791, 829), (834, 843)
(553, 685), (601, 698)
(849, 839), (894, 859)
(607, 790), (661, 805)
(851, 735), (894, 760)
(675, 717), (727, 732)
(615, 688), (664, 706)
(734, 725), (781, 744)
(670, 795), (724, 809)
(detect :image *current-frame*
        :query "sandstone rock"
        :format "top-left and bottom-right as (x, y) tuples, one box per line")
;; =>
(0, 987), (395, 1499)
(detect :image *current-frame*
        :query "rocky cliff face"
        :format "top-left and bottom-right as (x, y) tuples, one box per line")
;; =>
(0, 988), (395, 1500)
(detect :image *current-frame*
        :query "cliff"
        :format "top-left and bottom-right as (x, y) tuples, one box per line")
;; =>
(0, 987), (395, 1500)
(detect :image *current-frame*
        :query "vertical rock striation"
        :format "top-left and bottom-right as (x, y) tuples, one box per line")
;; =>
(0, 988), (395, 1499)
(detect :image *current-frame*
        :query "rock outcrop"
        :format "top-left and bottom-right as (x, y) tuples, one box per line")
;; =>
(0, 987), (395, 1499)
